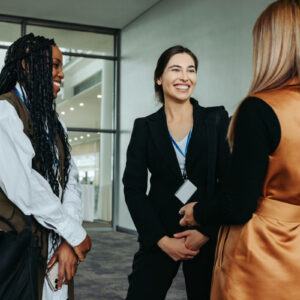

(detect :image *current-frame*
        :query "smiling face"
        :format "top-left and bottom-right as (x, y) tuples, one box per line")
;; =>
(156, 53), (197, 103)
(52, 45), (64, 99)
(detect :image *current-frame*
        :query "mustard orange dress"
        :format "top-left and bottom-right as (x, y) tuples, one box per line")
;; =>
(193, 87), (300, 299)
(212, 88), (300, 299)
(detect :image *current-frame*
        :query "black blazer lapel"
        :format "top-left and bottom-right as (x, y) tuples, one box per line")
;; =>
(185, 99), (207, 170)
(147, 107), (183, 180)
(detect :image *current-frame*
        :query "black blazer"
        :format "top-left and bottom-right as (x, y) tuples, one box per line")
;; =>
(123, 98), (229, 250)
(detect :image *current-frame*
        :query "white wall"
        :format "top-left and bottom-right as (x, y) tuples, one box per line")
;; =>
(118, 0), (274, 230)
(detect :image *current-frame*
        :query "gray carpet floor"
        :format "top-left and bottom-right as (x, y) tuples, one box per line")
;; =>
(74, 230), (186, 300)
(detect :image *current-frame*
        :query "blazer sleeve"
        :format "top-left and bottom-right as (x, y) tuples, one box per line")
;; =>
(216, 110), (230, 191)
(193, 98), (279, 226)
(123, 118), (167, 249)
(195, 108), (230, 239)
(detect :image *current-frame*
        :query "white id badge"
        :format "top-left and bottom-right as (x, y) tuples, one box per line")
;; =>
(175, 179), (197, 204)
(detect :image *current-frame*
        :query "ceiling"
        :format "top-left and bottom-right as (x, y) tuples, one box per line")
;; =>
(0, 0), (162, 29)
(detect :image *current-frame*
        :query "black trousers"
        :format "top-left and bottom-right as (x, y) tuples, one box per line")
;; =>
(126, 242), (215, 300)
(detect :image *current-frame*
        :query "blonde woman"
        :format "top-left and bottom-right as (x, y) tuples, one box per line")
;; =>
(179, 0), (300, 299)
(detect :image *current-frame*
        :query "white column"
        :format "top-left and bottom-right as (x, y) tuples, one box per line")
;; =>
(97, 60), (113, 221)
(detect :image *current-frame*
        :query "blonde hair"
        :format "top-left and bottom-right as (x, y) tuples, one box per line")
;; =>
(228, 0), (300, 149)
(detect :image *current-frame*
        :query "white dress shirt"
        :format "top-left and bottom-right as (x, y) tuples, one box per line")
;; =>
(172, 134), (189, 176)
(0, 88), (86, 299)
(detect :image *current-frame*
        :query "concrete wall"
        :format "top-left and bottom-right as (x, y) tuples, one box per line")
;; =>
(118, 0), (274, 230)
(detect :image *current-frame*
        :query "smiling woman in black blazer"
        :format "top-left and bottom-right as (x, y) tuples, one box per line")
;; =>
(123, 45), (229, 300)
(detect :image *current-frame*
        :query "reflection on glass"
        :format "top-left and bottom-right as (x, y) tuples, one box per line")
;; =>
(56, 56), (114, 129)
(68, 131), (113, 222)
(0, 22), (21, 47)
(27, 25), (114, 56)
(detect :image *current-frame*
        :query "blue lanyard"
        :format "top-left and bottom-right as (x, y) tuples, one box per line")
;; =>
(13, 88), (27, 106)
(169, 129), (192, 158)
(170, 130), (192, 179)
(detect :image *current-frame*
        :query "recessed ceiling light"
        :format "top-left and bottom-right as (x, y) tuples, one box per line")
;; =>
(74, 137), (78, 141)
(86, 134), (90, 137)
(70, 107), (74, 111)
(80, 136), (84, 139)
(97, 94), (102, 99)
(97, 132), (100, 135)
(61, 111), (65, 115)
(79, 103), (84, 107)
(69, 139), (72, 142)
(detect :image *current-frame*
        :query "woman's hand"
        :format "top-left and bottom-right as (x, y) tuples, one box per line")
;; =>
(73, 234), (92, 262)
(174, 230), (209, 251)
(179, 202), (199, 227)
(47, 240), (78, 290)
(157, 236), (199, 262)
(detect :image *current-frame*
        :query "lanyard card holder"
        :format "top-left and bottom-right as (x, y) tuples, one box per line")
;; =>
(175, 179), (197, 204)
(170, 129), (196, 203)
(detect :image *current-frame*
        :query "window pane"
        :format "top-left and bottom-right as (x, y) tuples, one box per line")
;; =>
(69, 131), (113, 222)
(27, 25), (114, 56)
(57, 57), (115, 130)
(0, 22), (21, 47)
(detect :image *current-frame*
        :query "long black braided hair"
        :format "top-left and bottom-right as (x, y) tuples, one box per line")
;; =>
(0, 33), (71, 248)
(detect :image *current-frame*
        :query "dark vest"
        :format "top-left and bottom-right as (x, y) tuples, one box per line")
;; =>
(0, 90), (74, 299)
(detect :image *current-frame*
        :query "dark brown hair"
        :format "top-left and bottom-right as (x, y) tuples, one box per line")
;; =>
(154, 45), (198, 103)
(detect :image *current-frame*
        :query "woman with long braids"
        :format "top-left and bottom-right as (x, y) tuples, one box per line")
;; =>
(0, 33), (91, 299)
